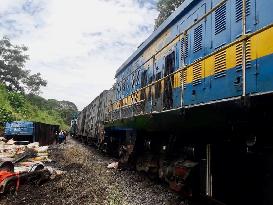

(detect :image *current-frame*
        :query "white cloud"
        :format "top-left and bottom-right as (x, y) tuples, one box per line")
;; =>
(0, 0), (158, 110)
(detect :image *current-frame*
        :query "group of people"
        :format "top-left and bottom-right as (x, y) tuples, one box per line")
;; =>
(55, 130), (68, 144)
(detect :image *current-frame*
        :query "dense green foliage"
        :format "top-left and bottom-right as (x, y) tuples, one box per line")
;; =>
(0, 84), (78, 130)
(154, 0), (185, 30)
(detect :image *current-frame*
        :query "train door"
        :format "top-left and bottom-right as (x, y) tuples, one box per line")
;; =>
(163, 51), (175, 110)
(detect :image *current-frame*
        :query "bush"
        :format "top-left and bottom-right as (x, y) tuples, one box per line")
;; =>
(0, 107), (15, 122)
(8, 92), (28, 116)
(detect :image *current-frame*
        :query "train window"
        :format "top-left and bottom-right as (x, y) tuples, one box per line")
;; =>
(156, 72), (161, 81)
(163, 53), (174, 110)
(164, 51), (175, 76)
(141, 70), (147, 87)
(215, 3), (227, 35)
(235, 0), (251, 22)
(193, 24), (203, 53)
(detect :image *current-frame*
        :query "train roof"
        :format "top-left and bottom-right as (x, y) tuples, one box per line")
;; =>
(115, 0), (196, 78)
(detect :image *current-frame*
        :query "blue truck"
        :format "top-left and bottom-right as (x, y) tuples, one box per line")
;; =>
(4, 121), (59, 145)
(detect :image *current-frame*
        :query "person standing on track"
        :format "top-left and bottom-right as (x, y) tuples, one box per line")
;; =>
(58, 130), (64, 144)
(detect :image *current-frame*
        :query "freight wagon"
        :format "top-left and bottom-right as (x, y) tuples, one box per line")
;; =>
(75, 0), (273, 204)
(4, 121), (59, 146)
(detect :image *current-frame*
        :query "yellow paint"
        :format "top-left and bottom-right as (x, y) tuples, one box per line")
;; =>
(113, 102), (120, 110)
(173, 72), (181, 87)
(226, 45), (237, 69)
(204, 55), (214, 77)
(119, 100), (123, 107)
(113, 103), (117, 110)
(127, 95), (132, 106)
(251, 35), (258, 60)
(145, 87), (150, 98)
(186, 66), (193, 84)
(251, 26), (273, 59)
(151, 85), (155, 97)
(135, 91), (141, 102)
(201, 60), (205, 79)
(158, 79), (163, 94)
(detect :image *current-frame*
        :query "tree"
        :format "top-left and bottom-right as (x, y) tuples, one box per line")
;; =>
(22, 73), (47, 95)
(50, 100), (78, 125)
(0, 36), (29, 91)
(0, 36), (47, 93)
(27, 95), (78, 125)
(154, 0), (185, 30)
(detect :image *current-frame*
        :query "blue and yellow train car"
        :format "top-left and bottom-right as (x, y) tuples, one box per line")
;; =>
(110, 0), (273, 125)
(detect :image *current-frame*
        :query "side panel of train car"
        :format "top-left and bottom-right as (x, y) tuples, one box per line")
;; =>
(77, 90), (113, 144)
(4, 121), (59, 145)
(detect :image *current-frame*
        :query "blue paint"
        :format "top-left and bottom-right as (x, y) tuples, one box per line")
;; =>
(183, 67), (243, 106)
(256, 54), (273, 93)
(4, 121), (34, 137)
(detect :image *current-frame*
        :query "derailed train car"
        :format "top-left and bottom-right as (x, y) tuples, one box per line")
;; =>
(76, 0), (273, 204)
(4, 121), (59, 145)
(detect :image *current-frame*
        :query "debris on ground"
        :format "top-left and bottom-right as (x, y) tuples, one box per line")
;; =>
(0, 138), (184, 205)
(0, 138), (64, 195)
(107, 161), (119, 169)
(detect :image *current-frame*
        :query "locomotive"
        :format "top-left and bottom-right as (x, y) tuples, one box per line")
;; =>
(75, 0), (273, 204)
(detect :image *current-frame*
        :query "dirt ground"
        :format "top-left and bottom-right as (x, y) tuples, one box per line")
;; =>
(0, 138), (185, 205)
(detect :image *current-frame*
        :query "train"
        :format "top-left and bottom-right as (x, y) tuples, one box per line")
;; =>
(4, 121), (59, 145)
(74, 0), (273, 204)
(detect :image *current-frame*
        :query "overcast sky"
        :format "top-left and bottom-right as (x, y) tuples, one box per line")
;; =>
(0, 0), (158, 110)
